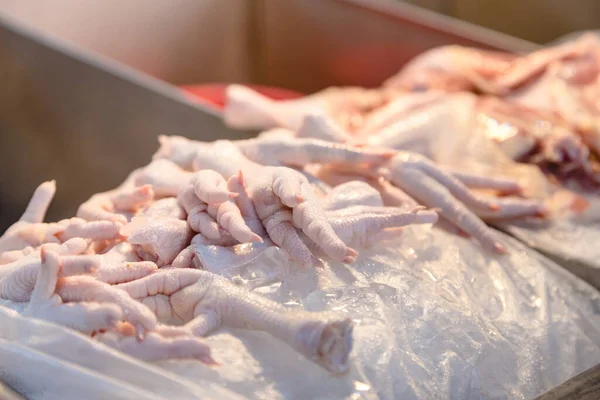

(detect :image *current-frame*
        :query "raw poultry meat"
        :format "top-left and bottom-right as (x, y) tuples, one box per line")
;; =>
(4, 33), (600, 399)
(476, 97), (600, 187)
(0, 181), (122, 257)
(382, 33), (599, 96)
(2, 243), (215, 363)
(173, 176), (437, 274)
(225, 84), (395, 132)
(229, 119), (544, 251)
(223, 34), (600, 190)
(3, 133), (440, 374)
(122, 215), (193, 267)
(378, 35), (600, 274)
(355, 91), (600, 192)
(77, 171), (154, 224)
(1, 116), (541, 379)
(1, 176), (359, 371)
(318, 181), (438, 249)
(117, 268), (353, 373)
(176, 168), (263, 244)
(222, 34), (600, 277)
(381, 152), (544, 252)
(152, 135), (420, 265)
(379, 33), (600, 180)
(92, 242), (158, 284)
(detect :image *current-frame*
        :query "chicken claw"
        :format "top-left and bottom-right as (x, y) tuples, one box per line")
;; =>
(57, 276), (157, 335)
(383, 152), (545, 252)
(291, 181), (439, 250)
(0, 181), (120, 253)
(191, 169), (239, 204)
(237, 134), (394, 169)
(78, 175), (154, 224)
(0, 240), (157, 335)
(19, 180), (56, 224)
(118, 268), (353, 373)
(54, 218), (123, 243)
(152, 135), (203, 170)
(93, 242), (158, 284)
(296, 112), (353, 143)
(0, 246), (35, 265)
(134, 159), (193, 198)
(224, 84), (289, 130)
(94, 329), (216, 364)
(251, 166), (357, 265)
(177, 170), (260, 245)
(177, 139), (358, 267)
(121, 216), (193, 267)
(224, 84), (388, 132)
(1, 214), (121, 255)
(226, 170), (268, 238)
(141, 197), (186, 220)
(14, 245), (123, 334)
(0, 239), (95, 301)
(445, 168), (522, 195)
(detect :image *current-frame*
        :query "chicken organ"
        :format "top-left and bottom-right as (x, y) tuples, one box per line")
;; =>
(476, 97), (600, 186)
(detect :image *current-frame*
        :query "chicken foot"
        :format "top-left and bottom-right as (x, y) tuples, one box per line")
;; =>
(0, 181), (122, 255)
(0, 239), (157, 336)
(118, 268), (353, 374)
(383, 152), (546, 252)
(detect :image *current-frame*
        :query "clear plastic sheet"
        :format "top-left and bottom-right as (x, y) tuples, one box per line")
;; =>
(2, 225), (599, 400)
(0, 306), (244, 400)
(497, 198), (600, 288)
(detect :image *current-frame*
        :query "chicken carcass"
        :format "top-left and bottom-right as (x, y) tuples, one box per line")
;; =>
(224, 84), (394, 132)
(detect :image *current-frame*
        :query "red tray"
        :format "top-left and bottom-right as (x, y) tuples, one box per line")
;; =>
(180, 84), (304, 110)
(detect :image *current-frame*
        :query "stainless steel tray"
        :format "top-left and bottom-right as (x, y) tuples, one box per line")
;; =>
(0, 0), (537, 230)
(0, 379), (25, 400)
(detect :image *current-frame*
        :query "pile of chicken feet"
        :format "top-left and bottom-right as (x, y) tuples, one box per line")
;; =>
(0, 112), (545, 374)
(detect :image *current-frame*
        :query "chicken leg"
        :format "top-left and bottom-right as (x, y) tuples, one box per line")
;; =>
(117, 268), (353, 374)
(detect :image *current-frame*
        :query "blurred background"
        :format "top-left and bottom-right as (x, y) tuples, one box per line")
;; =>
(2, 0), (596, 46)
(401, 0), (600, 43)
